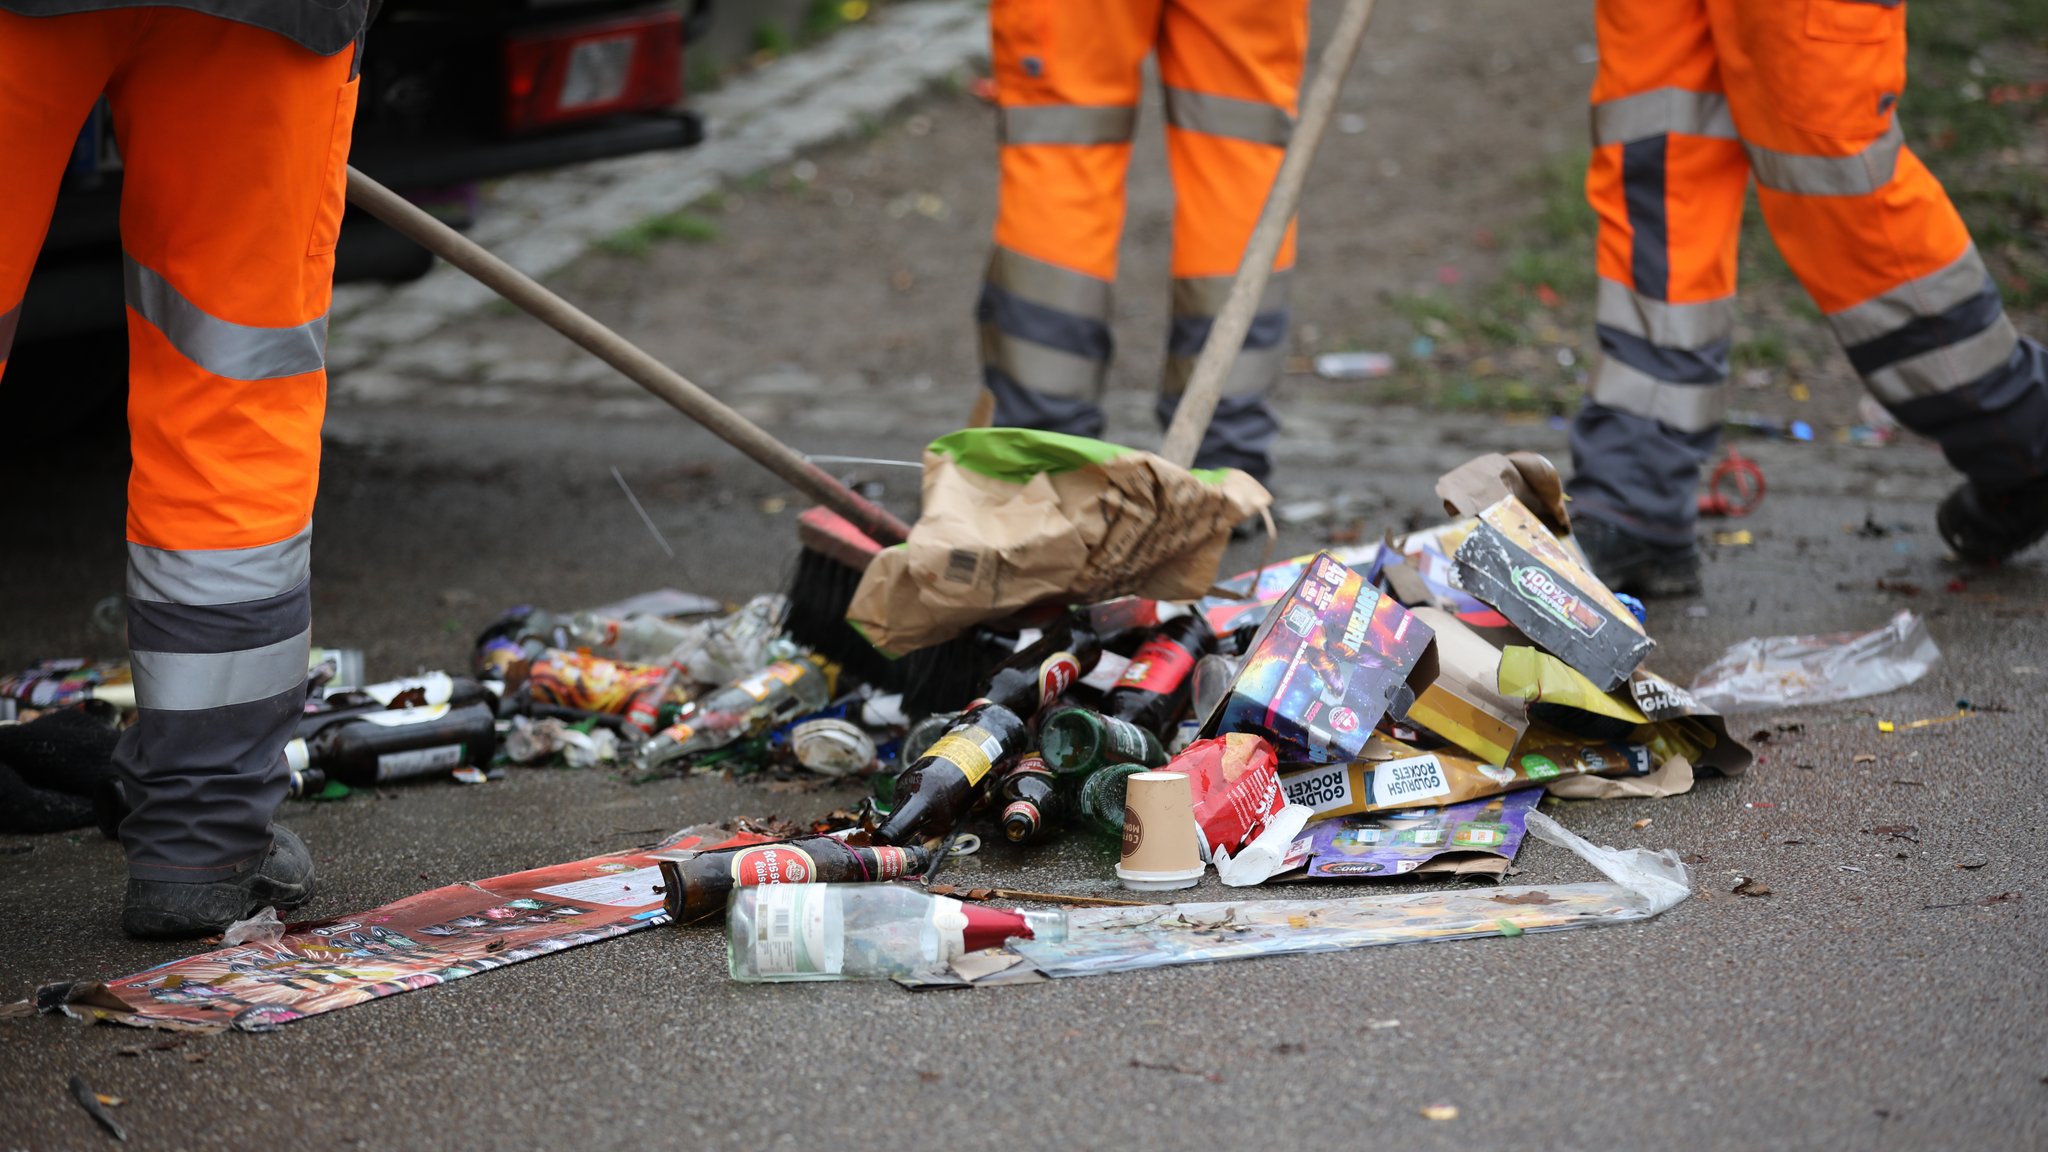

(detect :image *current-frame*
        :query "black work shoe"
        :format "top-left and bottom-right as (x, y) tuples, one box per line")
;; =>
(1937, 475), (2048, 565)
(1572, 516), (1703, 598)
(122, 826), (316, 941)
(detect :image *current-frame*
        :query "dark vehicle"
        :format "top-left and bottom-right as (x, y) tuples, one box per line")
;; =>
(7, 0), (713, 423)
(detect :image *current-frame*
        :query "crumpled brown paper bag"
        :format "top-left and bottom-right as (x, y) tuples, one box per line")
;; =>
(847, 429), (1271, 654)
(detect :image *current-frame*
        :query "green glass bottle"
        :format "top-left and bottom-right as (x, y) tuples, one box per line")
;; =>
(1039, 705), (1168, 778)
(1074, 761), (1153, 839)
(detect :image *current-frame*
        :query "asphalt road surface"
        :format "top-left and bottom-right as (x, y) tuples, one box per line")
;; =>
(4, 0), (2047, 1144)
(3, 396), (2044, 1150)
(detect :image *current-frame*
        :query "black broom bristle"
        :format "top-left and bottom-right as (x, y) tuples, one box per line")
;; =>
(783, 506), (999, 706)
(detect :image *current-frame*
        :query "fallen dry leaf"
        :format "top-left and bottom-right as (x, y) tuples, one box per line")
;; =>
(1420, 1104), (1460, 1121)
(1273, 1042), (1307, 1055)
(1980, 891), (2023, 907)
(1632, 818), (1654, 830)
(1492, 891), (1557, 906)
(1864, 824), (1919, 842)
(916, 1070), (943, 1083)
(1733, 877), (1773, 897)
(1955, 858), (1989, 871)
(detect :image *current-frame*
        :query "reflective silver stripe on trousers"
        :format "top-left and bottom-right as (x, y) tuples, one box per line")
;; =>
(124, 254), (328, 381)
(1591, 88), (1736, 147)
(986, 246), (1113, 318)
(128, 525), (313, 606)
(980, 323), (1105, 399)
(0, 300), (19, 362)
(999, 104), (1139, 146)
(1596, 279), (1734, 350)
(1162, 86), (1294, 147)
(1162, 345), (1287, 399)
(1826, 244), (1993, 346)
(1171, 269), (1294, 319)
(130, 629), (312, 712)
(1864, 315), (2020, 405)
(1746, 122), (1903, 197)
(1589, 355), (1725, 433)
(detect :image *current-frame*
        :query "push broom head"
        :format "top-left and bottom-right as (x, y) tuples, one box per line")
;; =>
(784, 506), (1008, 708)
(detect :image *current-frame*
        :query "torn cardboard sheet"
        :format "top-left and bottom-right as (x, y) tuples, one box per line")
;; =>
(1546, 754), (1694, 800)
(1290, 788), (1543, 880)
(24, 827), (764, 1033)
(1009, 811), (1690, 978)
(1435, 451), (1573, 538)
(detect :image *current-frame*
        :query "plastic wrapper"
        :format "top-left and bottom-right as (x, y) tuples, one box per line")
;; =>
(1009, 811), (1688, 978)
(1174, 733), (1288, 859)
(670, 593), (791, 686)
(1687, 610), (1939, 714)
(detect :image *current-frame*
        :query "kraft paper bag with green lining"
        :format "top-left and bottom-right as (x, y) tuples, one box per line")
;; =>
(847, 429), (1271, 655)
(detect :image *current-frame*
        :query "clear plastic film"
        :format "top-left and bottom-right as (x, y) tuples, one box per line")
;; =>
(1687, 610), (1939, 714)
(1010, 811), (1690, 978)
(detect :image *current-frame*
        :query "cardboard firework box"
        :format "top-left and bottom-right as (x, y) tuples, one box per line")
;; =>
(1202, 552), (1436, 765)
(1452, 495), (1653, 692)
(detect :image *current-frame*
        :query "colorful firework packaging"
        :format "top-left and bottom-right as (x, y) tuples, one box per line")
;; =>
(1452, 495), (1653, 693)
(1202, 552), (1437, 766)
(1277, 732), (1649, 822)
(1292, 788), (1543, 880)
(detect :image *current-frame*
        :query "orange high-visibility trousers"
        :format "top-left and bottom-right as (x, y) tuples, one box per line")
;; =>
(979, 0), (1309, 479)
(1567, 0), (2048, 543)
(0, 8), (357, 881)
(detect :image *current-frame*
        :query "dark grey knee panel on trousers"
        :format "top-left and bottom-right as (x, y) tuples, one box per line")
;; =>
(1566, 401), (1719, 546)
(118, 532), (311, 882)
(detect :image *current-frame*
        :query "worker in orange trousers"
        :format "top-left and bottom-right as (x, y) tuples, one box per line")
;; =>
(1566, 0), (2048, 595)
(0, 1), (371, 936)
(976, 0), (1310, 480)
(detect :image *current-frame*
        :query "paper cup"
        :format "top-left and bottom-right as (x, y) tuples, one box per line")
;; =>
(1115, 771), (1204, 890)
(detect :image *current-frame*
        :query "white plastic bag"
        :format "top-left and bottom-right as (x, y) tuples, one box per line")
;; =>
(1688, 610), (1939, 714)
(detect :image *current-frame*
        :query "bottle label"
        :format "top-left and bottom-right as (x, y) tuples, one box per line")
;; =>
(1369, 754), (1451, 808)
(735, 661), (806, 702)
(357, 703), (452, 727)
(924, 726), (1004, 787)
(1118, 637), (1196, 696)
(750, 885), (832, 977)
(1104, 716), (1161, 764)
(869, 846), (915, 880)
(1038, 652), (1080, 706)
(376, 743), (465, 781)
(729, 844), (817, 886)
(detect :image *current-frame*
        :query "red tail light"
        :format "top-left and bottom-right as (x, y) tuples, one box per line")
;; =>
(501, 8), (683, 135)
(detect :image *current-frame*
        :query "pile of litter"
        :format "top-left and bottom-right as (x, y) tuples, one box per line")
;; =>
(5, 447), (1948, 1024)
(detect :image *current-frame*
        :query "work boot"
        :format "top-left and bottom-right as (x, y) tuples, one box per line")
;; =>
(122, 826), (316, 941)
(1572, 516), (1702, 598)
(1937, 474), (2048, 565)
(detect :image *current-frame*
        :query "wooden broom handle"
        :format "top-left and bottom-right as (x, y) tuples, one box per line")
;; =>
(1158, 0), (1380, 469)
(344, 166), (914, 546)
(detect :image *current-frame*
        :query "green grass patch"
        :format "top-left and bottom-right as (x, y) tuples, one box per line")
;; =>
(597, 209), (721, 258)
